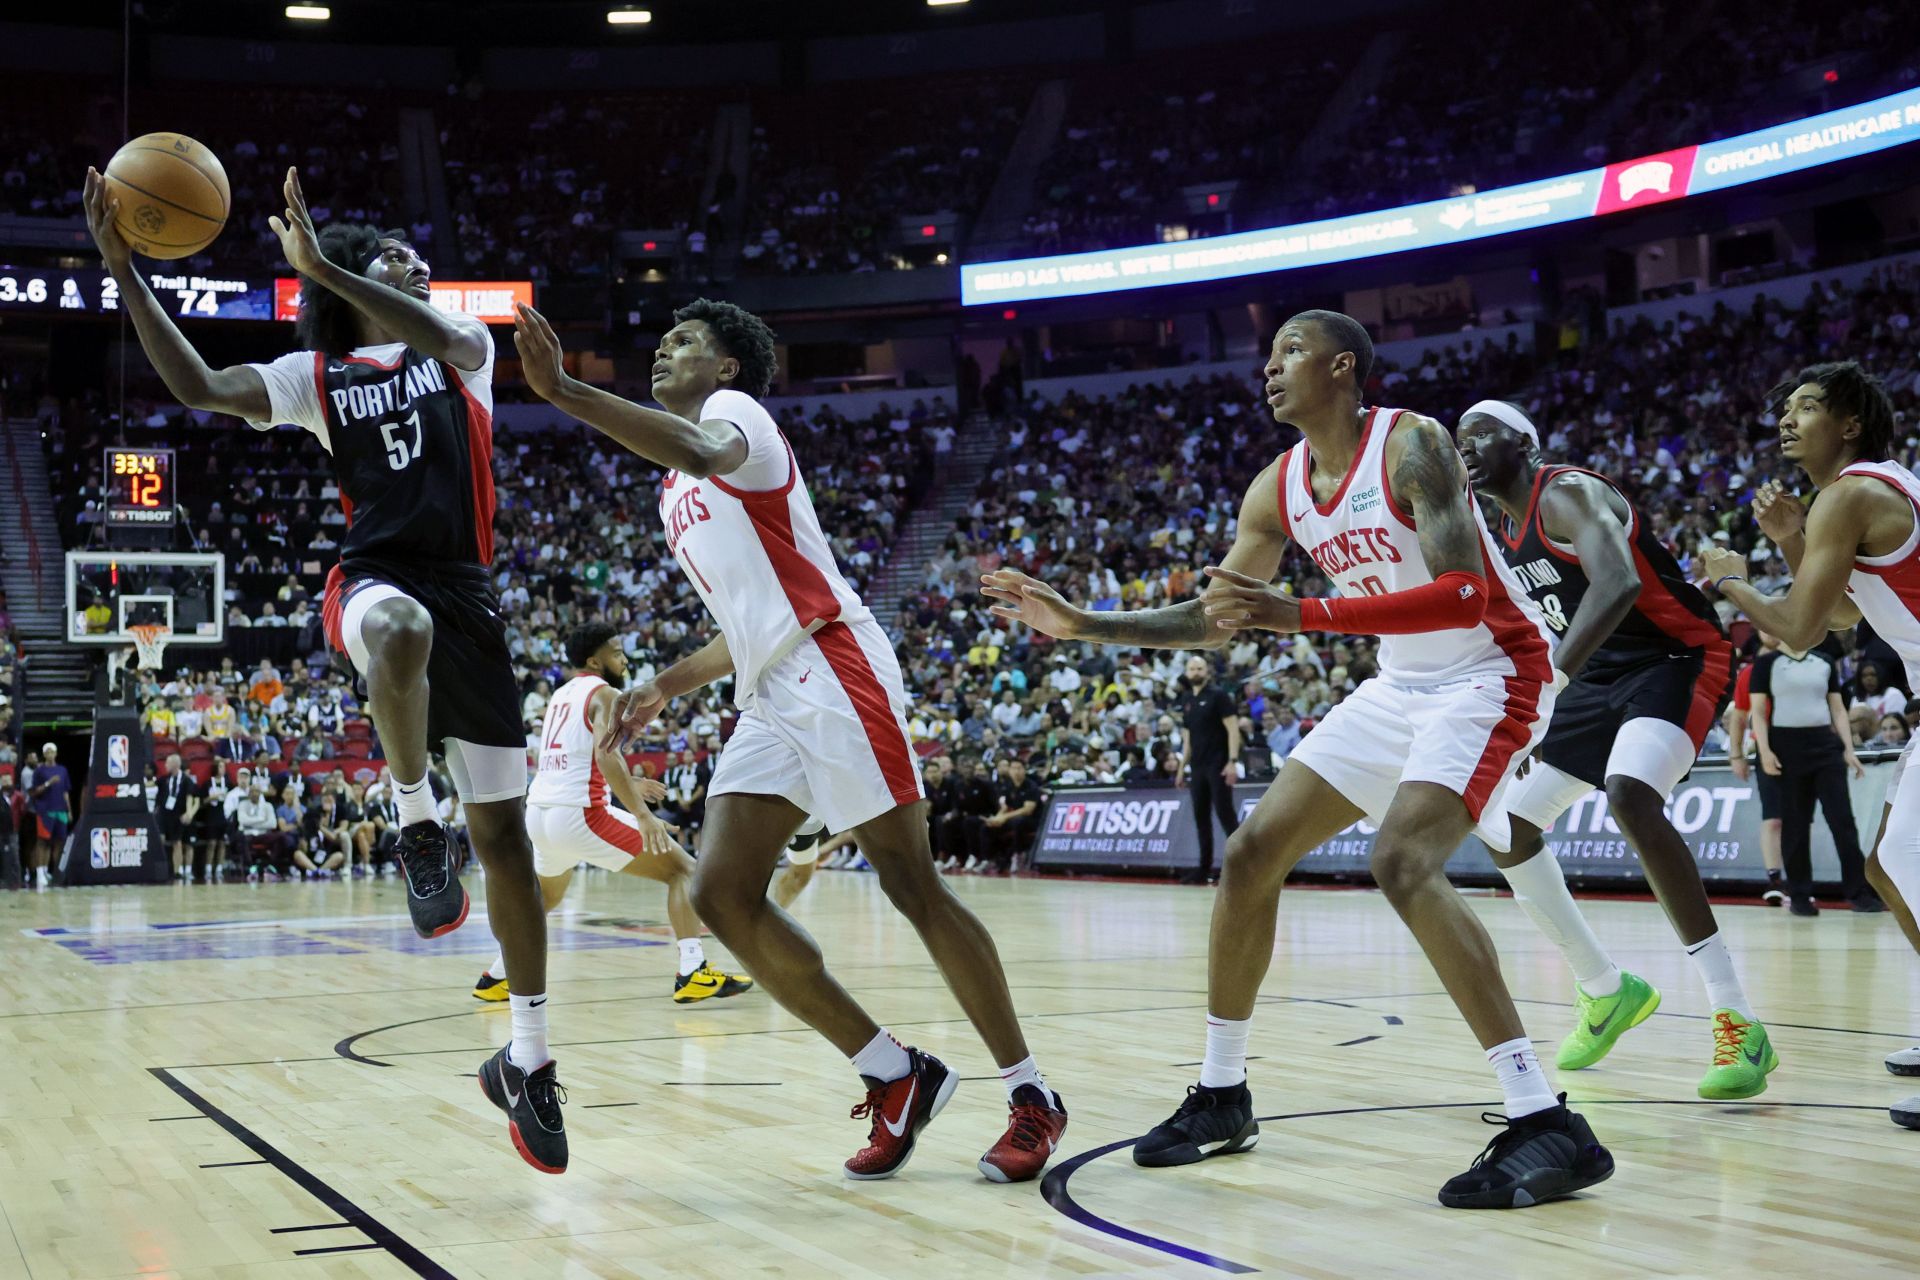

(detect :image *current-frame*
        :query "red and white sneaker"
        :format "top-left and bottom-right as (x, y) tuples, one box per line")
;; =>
(843, 1047), (956, 1180)
(979, 1084), (1069, 1182)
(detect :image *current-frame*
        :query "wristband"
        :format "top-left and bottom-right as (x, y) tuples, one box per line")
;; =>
(1713, 574), (1747, 592)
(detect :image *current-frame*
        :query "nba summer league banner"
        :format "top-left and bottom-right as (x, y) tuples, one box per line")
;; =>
(1030, 758), (1898, 887)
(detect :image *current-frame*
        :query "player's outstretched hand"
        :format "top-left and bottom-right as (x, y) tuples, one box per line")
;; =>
(599, 681), (666, 752)
(267, 168), (324, 276)
(513, 302), (570, 402)
(1202, 565), (1302, 634)
(1753, 479), (1806, 544)
(82, 168), (133, 273)
(636, 811), (683, 858)
(981, 568), (1085, 639)
(633, 773), (669, 806)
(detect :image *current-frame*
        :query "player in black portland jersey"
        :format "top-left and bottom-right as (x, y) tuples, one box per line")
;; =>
(84, 165), (565, 1172)
(1458, 400), (1773, 1100)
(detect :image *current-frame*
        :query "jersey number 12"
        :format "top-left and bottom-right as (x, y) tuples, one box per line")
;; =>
(381, 409), (424, 471)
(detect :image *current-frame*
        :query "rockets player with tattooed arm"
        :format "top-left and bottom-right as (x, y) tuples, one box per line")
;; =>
(1699, 362), (1920, 1129)
(473, 621), (754, 1005)
(83, 166), (566, 1173)
(985, 311), (1614, 1209)
(1458, 402), (1773, 1098)
(512, 299), (1068, 1183)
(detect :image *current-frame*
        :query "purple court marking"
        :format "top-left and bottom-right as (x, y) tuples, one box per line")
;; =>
(1041, 1099), (1896, 1273)
(43, 920), (664, 965)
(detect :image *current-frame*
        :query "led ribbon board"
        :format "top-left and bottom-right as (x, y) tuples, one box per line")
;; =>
(961, 86), (1920, 305)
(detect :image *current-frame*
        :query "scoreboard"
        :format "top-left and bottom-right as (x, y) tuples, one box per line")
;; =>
(0, 264), (533, 322)
(105, 446), (176, 527)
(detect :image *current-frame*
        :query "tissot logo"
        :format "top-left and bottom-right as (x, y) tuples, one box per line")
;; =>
(1048, 798), (1184, 836)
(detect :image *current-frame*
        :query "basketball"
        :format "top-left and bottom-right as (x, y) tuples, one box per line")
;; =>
(102, 132), (230, 260)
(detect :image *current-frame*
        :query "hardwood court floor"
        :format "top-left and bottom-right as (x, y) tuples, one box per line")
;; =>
(2, 867), (1917, 1279)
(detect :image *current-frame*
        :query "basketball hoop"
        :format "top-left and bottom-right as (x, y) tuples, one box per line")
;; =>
(129, 623), (171, 671)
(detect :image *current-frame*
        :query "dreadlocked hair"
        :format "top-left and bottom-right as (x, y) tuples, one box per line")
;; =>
(1770, 360), (1896, 462)
(673, 297), (778, 398)
(566, 621), (621, 670)
(294, 223), (409, 356)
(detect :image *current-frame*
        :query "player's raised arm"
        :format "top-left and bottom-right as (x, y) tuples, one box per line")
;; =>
(983, 459), (1290, 650)
(270, 168), (488, 371)
(599, 634), (734, 751)
(1753, 478), (1863, 629)
(1536, 472), (1644, 678)
(1705, 479), (1875, 652)
(83, 167), (271, 421)
(513, 303), (749, 477)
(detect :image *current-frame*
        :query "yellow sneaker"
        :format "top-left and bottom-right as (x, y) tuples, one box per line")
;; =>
(472, 971), (511, 1002)
(673, 961), (754, 1003)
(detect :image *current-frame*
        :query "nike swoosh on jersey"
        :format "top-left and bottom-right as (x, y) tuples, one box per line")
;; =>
(883, 1079), (918, 1137)
(799, 669), (812, 683)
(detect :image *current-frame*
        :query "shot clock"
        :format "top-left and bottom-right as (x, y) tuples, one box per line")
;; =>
(104, 446), (176, 527)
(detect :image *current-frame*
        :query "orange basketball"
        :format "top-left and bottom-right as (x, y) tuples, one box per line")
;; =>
(103, 133), (230, 260)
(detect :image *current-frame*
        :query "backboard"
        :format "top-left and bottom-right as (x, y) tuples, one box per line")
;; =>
(65, 551), (225, 646)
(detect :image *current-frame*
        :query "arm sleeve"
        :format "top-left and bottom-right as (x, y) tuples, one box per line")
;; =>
(701, 389), (790, 491)
(1827, 660), (1842, 694)
(243, 350), (330, 445)
(1299, 572), (1488, 636)
(1749, 654), (1773, 697)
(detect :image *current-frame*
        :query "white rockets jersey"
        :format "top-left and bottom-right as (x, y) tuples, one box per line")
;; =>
(1276, 406), (1554, 685)
(660, 389), (872, 705)
(528, 674), (608, 808)
(1842, 459), (1920, 689)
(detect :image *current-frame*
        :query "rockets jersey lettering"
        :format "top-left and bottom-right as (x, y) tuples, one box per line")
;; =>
(1499, 466), (1725, 664)
(1277, 406), (1552, 685)
(528, 675), (608, 808)
(1841, 459), (1920, 690)
(660, 389), (871, 704)
(245, 317), (496, 568)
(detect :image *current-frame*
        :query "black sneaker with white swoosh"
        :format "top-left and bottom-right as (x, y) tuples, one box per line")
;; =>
(479, 1045), (569, 1173)
(1133, 1081), (1259, 1167)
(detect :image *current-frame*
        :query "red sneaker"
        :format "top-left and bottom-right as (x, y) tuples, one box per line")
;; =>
(843, 1047), (956, 1180)
(979, 1084), (1068, 1182)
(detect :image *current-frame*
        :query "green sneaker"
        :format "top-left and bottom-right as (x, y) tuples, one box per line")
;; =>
(1556, 971), (1662, 1070)
(1698, 1010), (1778, 1100)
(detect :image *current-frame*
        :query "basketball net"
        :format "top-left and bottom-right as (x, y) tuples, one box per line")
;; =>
(129, 624), (170, 671)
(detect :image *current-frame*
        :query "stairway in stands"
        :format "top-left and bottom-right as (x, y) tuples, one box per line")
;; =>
(2, 418), (94, 728)
(864, 413), (1004, 624)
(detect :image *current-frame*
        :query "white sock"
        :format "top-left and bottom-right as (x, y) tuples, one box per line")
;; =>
(998, 1054), (1058, 1106)
(1500, 851), (1622, 996)
(1199, 1015), (1251, 1088)
(1685, 932), (1752, 1018)
(1487, 1036), (1559, 1119)
(850, 1029), (911, 1083)
(508, 993), (549, 1070)
(676, 937), (705, 976)
(485, 951), (506, 980)
(394, 774), (437, 827)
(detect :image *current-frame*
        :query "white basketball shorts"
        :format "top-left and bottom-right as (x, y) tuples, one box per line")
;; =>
(527, 803), (652, 877)
(1287, 671), (1553, 852)
(709, 618), (924, 833)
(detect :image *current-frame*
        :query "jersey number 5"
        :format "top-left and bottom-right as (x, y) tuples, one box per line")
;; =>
(381, 409), (424, 471)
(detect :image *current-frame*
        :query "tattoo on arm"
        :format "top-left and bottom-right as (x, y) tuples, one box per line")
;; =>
(1393, 420), (1482, 577)
(1078, 597), (1214, 648)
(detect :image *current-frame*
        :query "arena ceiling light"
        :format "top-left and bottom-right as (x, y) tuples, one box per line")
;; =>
(607, 7), (653, 23)
(927, 1), (971, 7)
(284, 4), (330, 18)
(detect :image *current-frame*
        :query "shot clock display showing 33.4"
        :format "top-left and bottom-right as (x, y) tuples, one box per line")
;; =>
(104, 446), (176, 527)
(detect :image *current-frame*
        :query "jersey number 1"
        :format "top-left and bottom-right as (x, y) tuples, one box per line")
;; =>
(381, 409), (423, 471)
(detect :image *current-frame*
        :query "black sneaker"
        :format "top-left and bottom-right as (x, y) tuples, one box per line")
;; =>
(1761, 887), (1787, 907)
(1892, 1095), (1920, 1130)
(396, 820), (469, 938)
(1132, 1082), (1259, 1167)
(478, 1046), (568, 1173)
(1437, 1097), (1613, 1209)
(1849, 891), (1888, 913)
(1789, 896), (1820, 917)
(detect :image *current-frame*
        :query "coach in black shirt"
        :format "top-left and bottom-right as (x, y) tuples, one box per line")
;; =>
(1173, 655), (1241, 884)
(157, 752), (201, 882)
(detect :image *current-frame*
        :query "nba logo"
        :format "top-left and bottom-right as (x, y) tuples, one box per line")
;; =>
(107, 735), (130, 779)
(91, 828), (111, 869)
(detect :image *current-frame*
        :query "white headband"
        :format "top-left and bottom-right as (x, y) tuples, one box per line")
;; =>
(1462, 399), (1540, 446)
